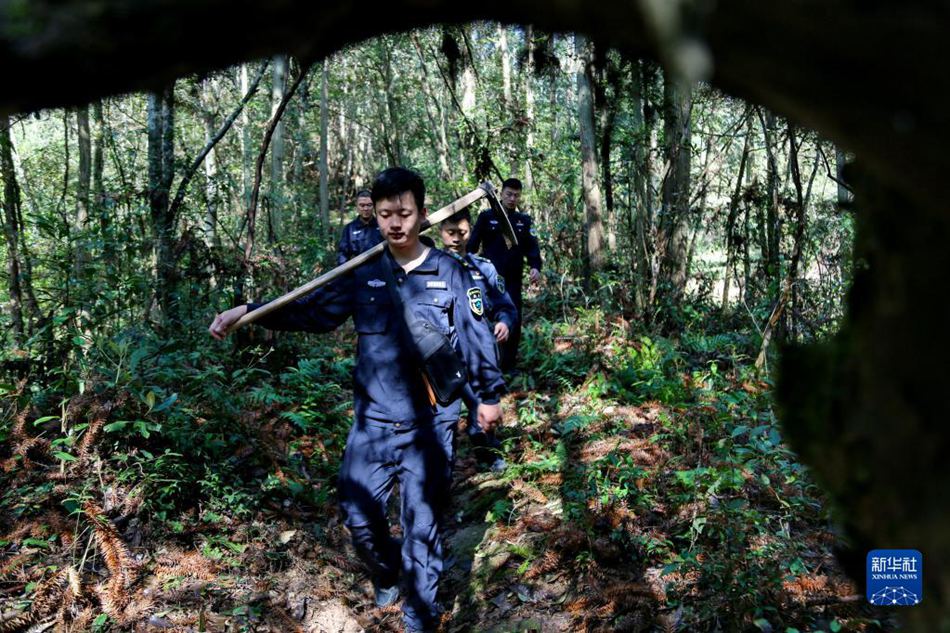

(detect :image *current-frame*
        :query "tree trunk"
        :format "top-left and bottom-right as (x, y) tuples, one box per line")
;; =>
(755, 122), (808, 371)
(629, 61), (649, 313)
(835, 145), (851, 208)
(721, 116), (751, 313)
(598, 63), (618, 252)
(319, 58), (330, 232)
(92, 101), (105, 236)
(75, 105), (92, 282)
(498, 24), (512, 106)
(147, 84), (176, 319)
(76, 106), (91, 230)
(759, 108), (781, 288)
(200, 78), (220, 247)
(657, 71), (692, 306)
(0, 115), (25, 344)
(240, 64), (252, 210)
(523, 25), (535, 197)
(576, 34), (605, 280)
(269, 55), (287, 241)
(411, 34), (453, 183)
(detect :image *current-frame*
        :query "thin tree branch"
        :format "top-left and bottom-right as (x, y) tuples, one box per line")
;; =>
(169, 62), (267, 222)
(244, 59), (313, 261)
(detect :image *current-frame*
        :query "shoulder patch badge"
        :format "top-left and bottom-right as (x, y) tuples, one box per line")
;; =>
(496, 275), (506, 294)
(467, 287), (484, 316)
(529, 227), (538, 236)
(368, 279), (386, 288)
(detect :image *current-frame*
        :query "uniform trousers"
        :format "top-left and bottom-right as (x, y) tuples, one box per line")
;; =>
(338, 414), (457, 631)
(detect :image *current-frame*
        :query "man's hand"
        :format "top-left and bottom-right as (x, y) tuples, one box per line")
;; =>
(529, 268), (541, 285)
(477, 402), (502, 434)
(493, 322), (510, 342)
(208, 305), (248, 340)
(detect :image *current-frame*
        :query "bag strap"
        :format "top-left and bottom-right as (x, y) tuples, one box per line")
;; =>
(378, 248), (417, 344)
(379, 248), (439, 405)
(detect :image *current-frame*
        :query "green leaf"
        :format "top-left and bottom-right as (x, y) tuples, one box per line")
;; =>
(145, 391), (156, 409)
(21, 537), (51, 549)
(829, 621), (842, 633)
(32, 415), (60, 426)
(54, 451), (77, 462)
(104, 421), (130, 433)
(730, 424), (749, 438)
(152, 393), (178, 413)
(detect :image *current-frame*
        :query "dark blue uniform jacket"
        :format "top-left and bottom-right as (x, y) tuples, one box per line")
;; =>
(337, 216), (384, 265)
(248, 245), (506, 423)
(447, 251), (518, 330)
(466, 209), (542, 280)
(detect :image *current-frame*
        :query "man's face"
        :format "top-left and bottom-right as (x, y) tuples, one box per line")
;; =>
(500, 186), (522, 211)
(439, 218), (471, 255)
(356, 195), (374, 222)
(375, 192), (427, 250)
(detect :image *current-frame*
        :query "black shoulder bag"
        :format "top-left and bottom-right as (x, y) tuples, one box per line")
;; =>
(380, 252), (468, 406)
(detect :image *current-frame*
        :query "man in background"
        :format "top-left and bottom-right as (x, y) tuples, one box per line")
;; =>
(467, 177), (542, 371)
(336, 189), (383, 264)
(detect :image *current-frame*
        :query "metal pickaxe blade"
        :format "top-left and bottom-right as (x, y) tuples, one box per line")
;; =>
(479, 181), (519, 250)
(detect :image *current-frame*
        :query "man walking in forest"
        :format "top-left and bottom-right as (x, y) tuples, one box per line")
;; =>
(440, 208), (518, 472)
(336, 189), (383, 264)
(208, 168), (505, 633)
(467, 177), (542, 371)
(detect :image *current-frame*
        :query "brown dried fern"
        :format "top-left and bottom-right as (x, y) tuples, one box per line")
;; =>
(83, 501), (137, 619)
(0, 567), (71, 633)
(77, 416), (105, 461)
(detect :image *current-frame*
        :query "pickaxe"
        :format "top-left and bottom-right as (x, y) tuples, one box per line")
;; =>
(231, 182), (518, 330)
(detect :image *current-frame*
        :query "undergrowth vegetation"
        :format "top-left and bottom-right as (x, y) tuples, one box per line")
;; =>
(0, 282), (887, 632)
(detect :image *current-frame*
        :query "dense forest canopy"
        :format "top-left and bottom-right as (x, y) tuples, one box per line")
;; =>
(0, 18), (938, 633)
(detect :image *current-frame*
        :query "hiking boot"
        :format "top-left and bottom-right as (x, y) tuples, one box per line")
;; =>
(374, 582), (400, 608)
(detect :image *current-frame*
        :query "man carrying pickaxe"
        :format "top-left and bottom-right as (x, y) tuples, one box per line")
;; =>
(208, 168), (516, 633)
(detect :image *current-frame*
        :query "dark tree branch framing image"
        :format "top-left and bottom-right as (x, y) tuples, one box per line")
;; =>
(0, 2), (947, 631)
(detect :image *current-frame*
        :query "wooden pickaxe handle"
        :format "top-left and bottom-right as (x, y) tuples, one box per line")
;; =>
(232, 185), (490, 330)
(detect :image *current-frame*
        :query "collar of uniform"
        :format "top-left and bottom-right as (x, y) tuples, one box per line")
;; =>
(445, 249), (473, 268)
(383, 240), (440, 275)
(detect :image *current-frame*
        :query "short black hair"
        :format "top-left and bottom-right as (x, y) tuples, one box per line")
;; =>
(442, 208), (472, 226)
(501, 177), (523, 191)
(371, 167), (425, 212)
(355, 189), (372, 199)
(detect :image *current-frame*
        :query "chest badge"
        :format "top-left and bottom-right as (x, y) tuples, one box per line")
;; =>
(467, 287), (484, 316)
(426, 280), (447, 289)
(368, 279), (386, 288)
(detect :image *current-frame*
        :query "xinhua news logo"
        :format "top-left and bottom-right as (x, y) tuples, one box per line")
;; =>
(866, 549), (922, 606)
